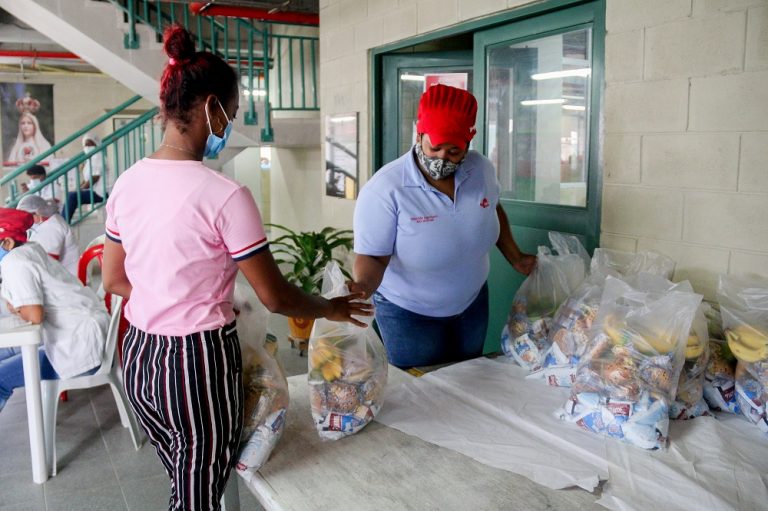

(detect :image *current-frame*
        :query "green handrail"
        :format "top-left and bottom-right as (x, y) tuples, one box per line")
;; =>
(1, 95), (143, 197)
(105, 0), (319, 141)
(9, 108), (160, 225)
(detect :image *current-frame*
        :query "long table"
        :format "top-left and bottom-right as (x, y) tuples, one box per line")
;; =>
(243, 368), (600, 511)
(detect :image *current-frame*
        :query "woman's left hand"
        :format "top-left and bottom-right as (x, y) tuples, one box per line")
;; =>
(511, 253), (537, 276)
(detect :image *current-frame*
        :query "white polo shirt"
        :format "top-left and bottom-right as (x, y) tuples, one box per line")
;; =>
(0, 242), (107, 379)
(28, 214), (79, 276)
(354, 148), (500, 317)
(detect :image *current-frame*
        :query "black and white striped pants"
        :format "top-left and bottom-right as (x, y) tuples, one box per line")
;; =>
(122, 322), (244, 511)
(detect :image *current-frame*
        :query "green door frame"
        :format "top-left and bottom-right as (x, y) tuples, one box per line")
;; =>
(473, 2), (605, 253)
(370, 0), (604, 174)
(381, 51), (473, 165)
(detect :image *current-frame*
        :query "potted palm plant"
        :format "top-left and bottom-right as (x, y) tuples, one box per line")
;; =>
(267, 223), (354, 342)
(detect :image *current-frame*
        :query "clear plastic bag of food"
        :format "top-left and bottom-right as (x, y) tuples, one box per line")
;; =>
(669, 305), (711, 420)
(532, 250), (675, 386)
(717, 275), (768, 435)
(308, 262), (388, 441)
(233, 284), (290, 480)
(500, 232), (589, 370)
(556, 276), (702, 450)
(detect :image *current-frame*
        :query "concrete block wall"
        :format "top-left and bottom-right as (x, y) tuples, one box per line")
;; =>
(319, 0), (768, 299)
(602, 0), (768, 299)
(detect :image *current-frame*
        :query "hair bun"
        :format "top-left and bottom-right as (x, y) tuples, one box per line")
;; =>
(163, 25), (195, 62)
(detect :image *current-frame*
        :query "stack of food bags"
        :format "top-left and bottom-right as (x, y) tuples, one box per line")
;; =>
(233, 284), (290, 481)
(308, 262), (388, 440)
(500, 232), (590, 370)
(717, 275), (768, 437)
(556, 275), (702, 449)
(531, 249), (675, 386)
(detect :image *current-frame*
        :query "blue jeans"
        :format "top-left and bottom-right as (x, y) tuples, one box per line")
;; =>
(0, 346), (59, 413)
(63, 189), (104, 222)
(373, 282), (489, 368)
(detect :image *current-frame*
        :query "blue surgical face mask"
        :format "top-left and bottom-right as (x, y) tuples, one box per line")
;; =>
(0, 246), (9, 263)
(204, 100), (233, 158)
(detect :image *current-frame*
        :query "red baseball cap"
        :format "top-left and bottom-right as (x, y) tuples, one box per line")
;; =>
(0, 208), (34, 243)
(416, 84), (477, 149)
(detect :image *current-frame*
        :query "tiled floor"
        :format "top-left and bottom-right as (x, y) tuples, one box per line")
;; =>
(0, 315), (310, 511)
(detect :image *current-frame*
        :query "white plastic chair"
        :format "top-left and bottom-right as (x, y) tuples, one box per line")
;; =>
(41, 295), (143, 476)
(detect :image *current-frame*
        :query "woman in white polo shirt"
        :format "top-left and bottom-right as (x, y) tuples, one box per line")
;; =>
(352, 84), (536, 368)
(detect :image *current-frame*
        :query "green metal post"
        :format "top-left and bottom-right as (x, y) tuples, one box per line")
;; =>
(124, 0), (140, 48)
(183, 4), (190, 29)
(300, 40), (306, 109)
(288, 38), (294, 109)
(245, 28), (257, 125)
(155, 0), (162, 35)
(261, 28), (274, 142)
(311, 39), (317, 108)
(277, 37), (283, 108)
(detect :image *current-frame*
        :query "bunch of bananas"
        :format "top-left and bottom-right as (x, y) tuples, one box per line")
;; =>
(603, 316), (676, 355)
(310, 337), (344, 381)
(725, 325), (768, 363)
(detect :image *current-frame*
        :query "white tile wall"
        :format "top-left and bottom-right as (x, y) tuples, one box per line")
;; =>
(689, 71), (768, 131)
(739, 132), (768, 193)
(641, 133), (740, 190)
(417, 0), (459, 33)
(683, 192), (768, 251)
(746, 4), (768, 70)
(605, 79), (689, 133)
(606, 0), (692, 32)
(605, 30), (644, 82)
(644, 12), (745, 79)
(601, 185), (684, 240)
(604, 134), (641, 184)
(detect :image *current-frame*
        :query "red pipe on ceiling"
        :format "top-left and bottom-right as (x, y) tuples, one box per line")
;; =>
(0, 50), (81, 60)
(189, 3), (319, 26)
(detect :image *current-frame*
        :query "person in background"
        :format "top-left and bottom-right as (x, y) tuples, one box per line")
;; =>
(351, 84), (537, 369)
(0, 208), (107, 413)
(20, 165), (64, 204)
(16, 194), (79, 277)
(101, 25), (371, 511)
(63, 133), (107, 222)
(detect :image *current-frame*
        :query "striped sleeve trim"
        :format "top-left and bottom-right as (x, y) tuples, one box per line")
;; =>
(105, 227), (121, 243)
(231, 237), (269, 261)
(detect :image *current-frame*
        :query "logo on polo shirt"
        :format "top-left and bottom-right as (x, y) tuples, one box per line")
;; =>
(480, 198), (489, 208)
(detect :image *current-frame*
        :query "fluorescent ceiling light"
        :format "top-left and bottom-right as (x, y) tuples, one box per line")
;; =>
(531, 68), (591, 80)
(562, 105), (586, 111)
(562, 95), (585, 100)
(330, 116), (357, 123)
(242, 89), (267, 97)
(400, 74), (425, 82)
(520, 98), (566, 106)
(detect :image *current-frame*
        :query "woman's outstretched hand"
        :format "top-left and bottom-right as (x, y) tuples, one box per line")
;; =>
(326, 292), (374, 327)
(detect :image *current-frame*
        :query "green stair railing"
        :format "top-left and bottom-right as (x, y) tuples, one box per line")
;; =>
(107, 0), (319, 142)
(2, 100), (160, 226)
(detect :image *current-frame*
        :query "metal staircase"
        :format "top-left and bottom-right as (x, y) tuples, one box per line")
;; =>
(0, 0), (321, 225)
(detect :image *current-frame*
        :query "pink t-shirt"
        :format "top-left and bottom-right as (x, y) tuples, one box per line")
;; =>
(105, 158), (268, 335)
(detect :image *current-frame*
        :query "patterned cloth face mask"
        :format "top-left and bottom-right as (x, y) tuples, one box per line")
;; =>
(414, 142), (464, 180)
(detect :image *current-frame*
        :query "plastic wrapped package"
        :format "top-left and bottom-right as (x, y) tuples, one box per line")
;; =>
(532, 250), (676, 387)
(702, 339), (740, 414)
(557, 276), (702, 450)
(669, 305), (711, 420)
(501, 232), (589, 371)
(308, 262), (388, 441)
(233, 284), (290, 480)
(717, 275), (768, 436)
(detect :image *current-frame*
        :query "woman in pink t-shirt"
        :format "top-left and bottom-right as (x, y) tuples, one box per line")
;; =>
(102, 26), (370, 511)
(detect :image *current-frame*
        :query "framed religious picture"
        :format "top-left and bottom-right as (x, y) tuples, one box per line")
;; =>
(0, 83), (55, 167)
(325, 112), (358, 199)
